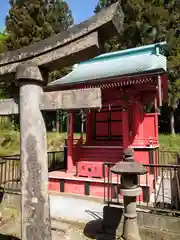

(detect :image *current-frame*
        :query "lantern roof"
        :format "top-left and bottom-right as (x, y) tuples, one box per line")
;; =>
(111, 148), (148, 175)
(49, 42), (167, 88)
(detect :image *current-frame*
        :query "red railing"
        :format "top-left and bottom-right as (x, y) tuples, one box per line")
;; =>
(131, 138), (158, 147)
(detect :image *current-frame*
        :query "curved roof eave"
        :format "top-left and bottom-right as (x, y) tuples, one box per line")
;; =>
(48, 42), (167, 88)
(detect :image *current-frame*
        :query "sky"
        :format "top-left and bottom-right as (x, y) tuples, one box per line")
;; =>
(0, 0), (99, 32)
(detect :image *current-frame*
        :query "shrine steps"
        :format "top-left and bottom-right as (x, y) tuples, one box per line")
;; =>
(79, 145), (123, 161)
(48, 171), (154, 203)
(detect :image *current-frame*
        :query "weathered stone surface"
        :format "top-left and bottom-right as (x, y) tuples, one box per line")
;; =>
(111, 149), (145, 240)
(0, 3), (124, 79)
(16, 62), (43, 82)
(0, 98), (19, 115)
(18, 65), (51, 240)
(51, 230), (66, 239)
(1, 32), (100, 78)
(0, 4), (124, 240)
(111, 148), (148, 175)
(41, 88), (102, 110)
(0, 88), (102, 115)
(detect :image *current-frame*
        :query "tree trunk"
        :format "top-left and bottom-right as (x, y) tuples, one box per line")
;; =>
(170, 108), (175, 135)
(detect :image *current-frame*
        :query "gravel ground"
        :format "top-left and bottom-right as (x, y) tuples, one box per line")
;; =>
(0, 217), (91, 240)
(0, 193), (105, 239)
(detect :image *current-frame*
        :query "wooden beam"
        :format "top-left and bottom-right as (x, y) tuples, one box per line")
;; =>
(0, 88), (102, 115)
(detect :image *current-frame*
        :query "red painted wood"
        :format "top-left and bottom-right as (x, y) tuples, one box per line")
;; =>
(65, 180), (84, 195)
(77, 161), (103, 178)
(49, 73), (158, 91)
(67, 112), (76, 173)
(48, 176), (151, 202)
(90, 182), (109, 198)
(94, 105), (123, 143)
(77, 147), (123, 177)
(161, 73), (168, 103)
(143, 114), (157, 142)
(134, 151), (149, 165)
(154, 96), (159, 140)
(48, 179), (60, 192)
(73, 138), (82, 163)
(130, 101), (159, 147)
(122, 108), (129, 149)
(62, 73), (165, 200)
(96, 122), (109, 137)
(86, 112), (91, 144)
(79, 148), (123, 162)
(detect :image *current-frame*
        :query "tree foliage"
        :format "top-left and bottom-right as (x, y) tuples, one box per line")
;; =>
(95, 0), (180, 133)
(2, 0), (74, 97)
(0, 31), (10, 98)
(0, 32), (8, 53)
(5, 0), (74, 50)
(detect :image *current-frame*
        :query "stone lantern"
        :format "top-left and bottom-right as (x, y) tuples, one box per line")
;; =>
(111, 148), (148, 240)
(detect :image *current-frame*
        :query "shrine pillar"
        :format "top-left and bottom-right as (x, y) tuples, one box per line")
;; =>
(154, 95), (159, 139)
(67, 112), (75, 173)
(86, 111), (91, 144)
(122, 104), (129, 149)
(16, 63), (51, 240)
(138, 101), (144, 140)
(131, 100), (144, 145)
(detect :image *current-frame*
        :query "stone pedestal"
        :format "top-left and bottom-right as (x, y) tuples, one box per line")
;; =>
(111, 148), (147, 240)
(121, 187), (141, 240)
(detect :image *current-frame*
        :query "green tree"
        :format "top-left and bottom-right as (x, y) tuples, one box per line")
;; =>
(5, 0), (74, 50)
(3, 0), (74, 132)
(3, 0), (74, 96)
(95, 0), (180, 134)
(167, 46), (180, 134)
(0, 31), (9, 98)
(0, 32), (8, 53)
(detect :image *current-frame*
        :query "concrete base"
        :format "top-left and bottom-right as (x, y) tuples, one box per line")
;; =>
(1, 192), (180, 240)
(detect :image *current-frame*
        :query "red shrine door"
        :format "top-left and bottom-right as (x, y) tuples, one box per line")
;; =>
(94, 106), (123, 145)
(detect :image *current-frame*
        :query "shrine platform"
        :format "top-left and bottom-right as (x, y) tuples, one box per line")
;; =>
(48, 169), (154, 203)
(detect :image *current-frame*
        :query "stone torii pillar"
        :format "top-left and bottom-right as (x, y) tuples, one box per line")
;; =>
(0, 4), (124, 239)
(16, 63), (52, 240)
(7, 62), (101, 240)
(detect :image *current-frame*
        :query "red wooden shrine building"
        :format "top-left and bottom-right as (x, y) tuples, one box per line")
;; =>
(47, 42), (167, 201)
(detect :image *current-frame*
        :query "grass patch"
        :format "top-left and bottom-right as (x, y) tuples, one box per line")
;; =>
(159, 134), (180, 152)
(0, 131), (20, 156)
(0, 131), (67, 156)
(0, 131), (83, 156)
(0, 130), (179, 156)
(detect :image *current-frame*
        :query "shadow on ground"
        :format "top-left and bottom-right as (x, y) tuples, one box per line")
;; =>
(0, 234), (20, 240)
(84, 206), (123, 239)
(0, 187), (4, 203)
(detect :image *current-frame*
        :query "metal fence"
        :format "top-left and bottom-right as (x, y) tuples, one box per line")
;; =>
(158, 150), (180, 165)
(48, 150), (66, 171)
(103, 161), (180, 216)
(0, 150), (65, 193)
(1, 148), (180, 216)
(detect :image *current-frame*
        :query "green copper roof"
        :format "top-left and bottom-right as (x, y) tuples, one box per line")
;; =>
(49, 42), (167, 87)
